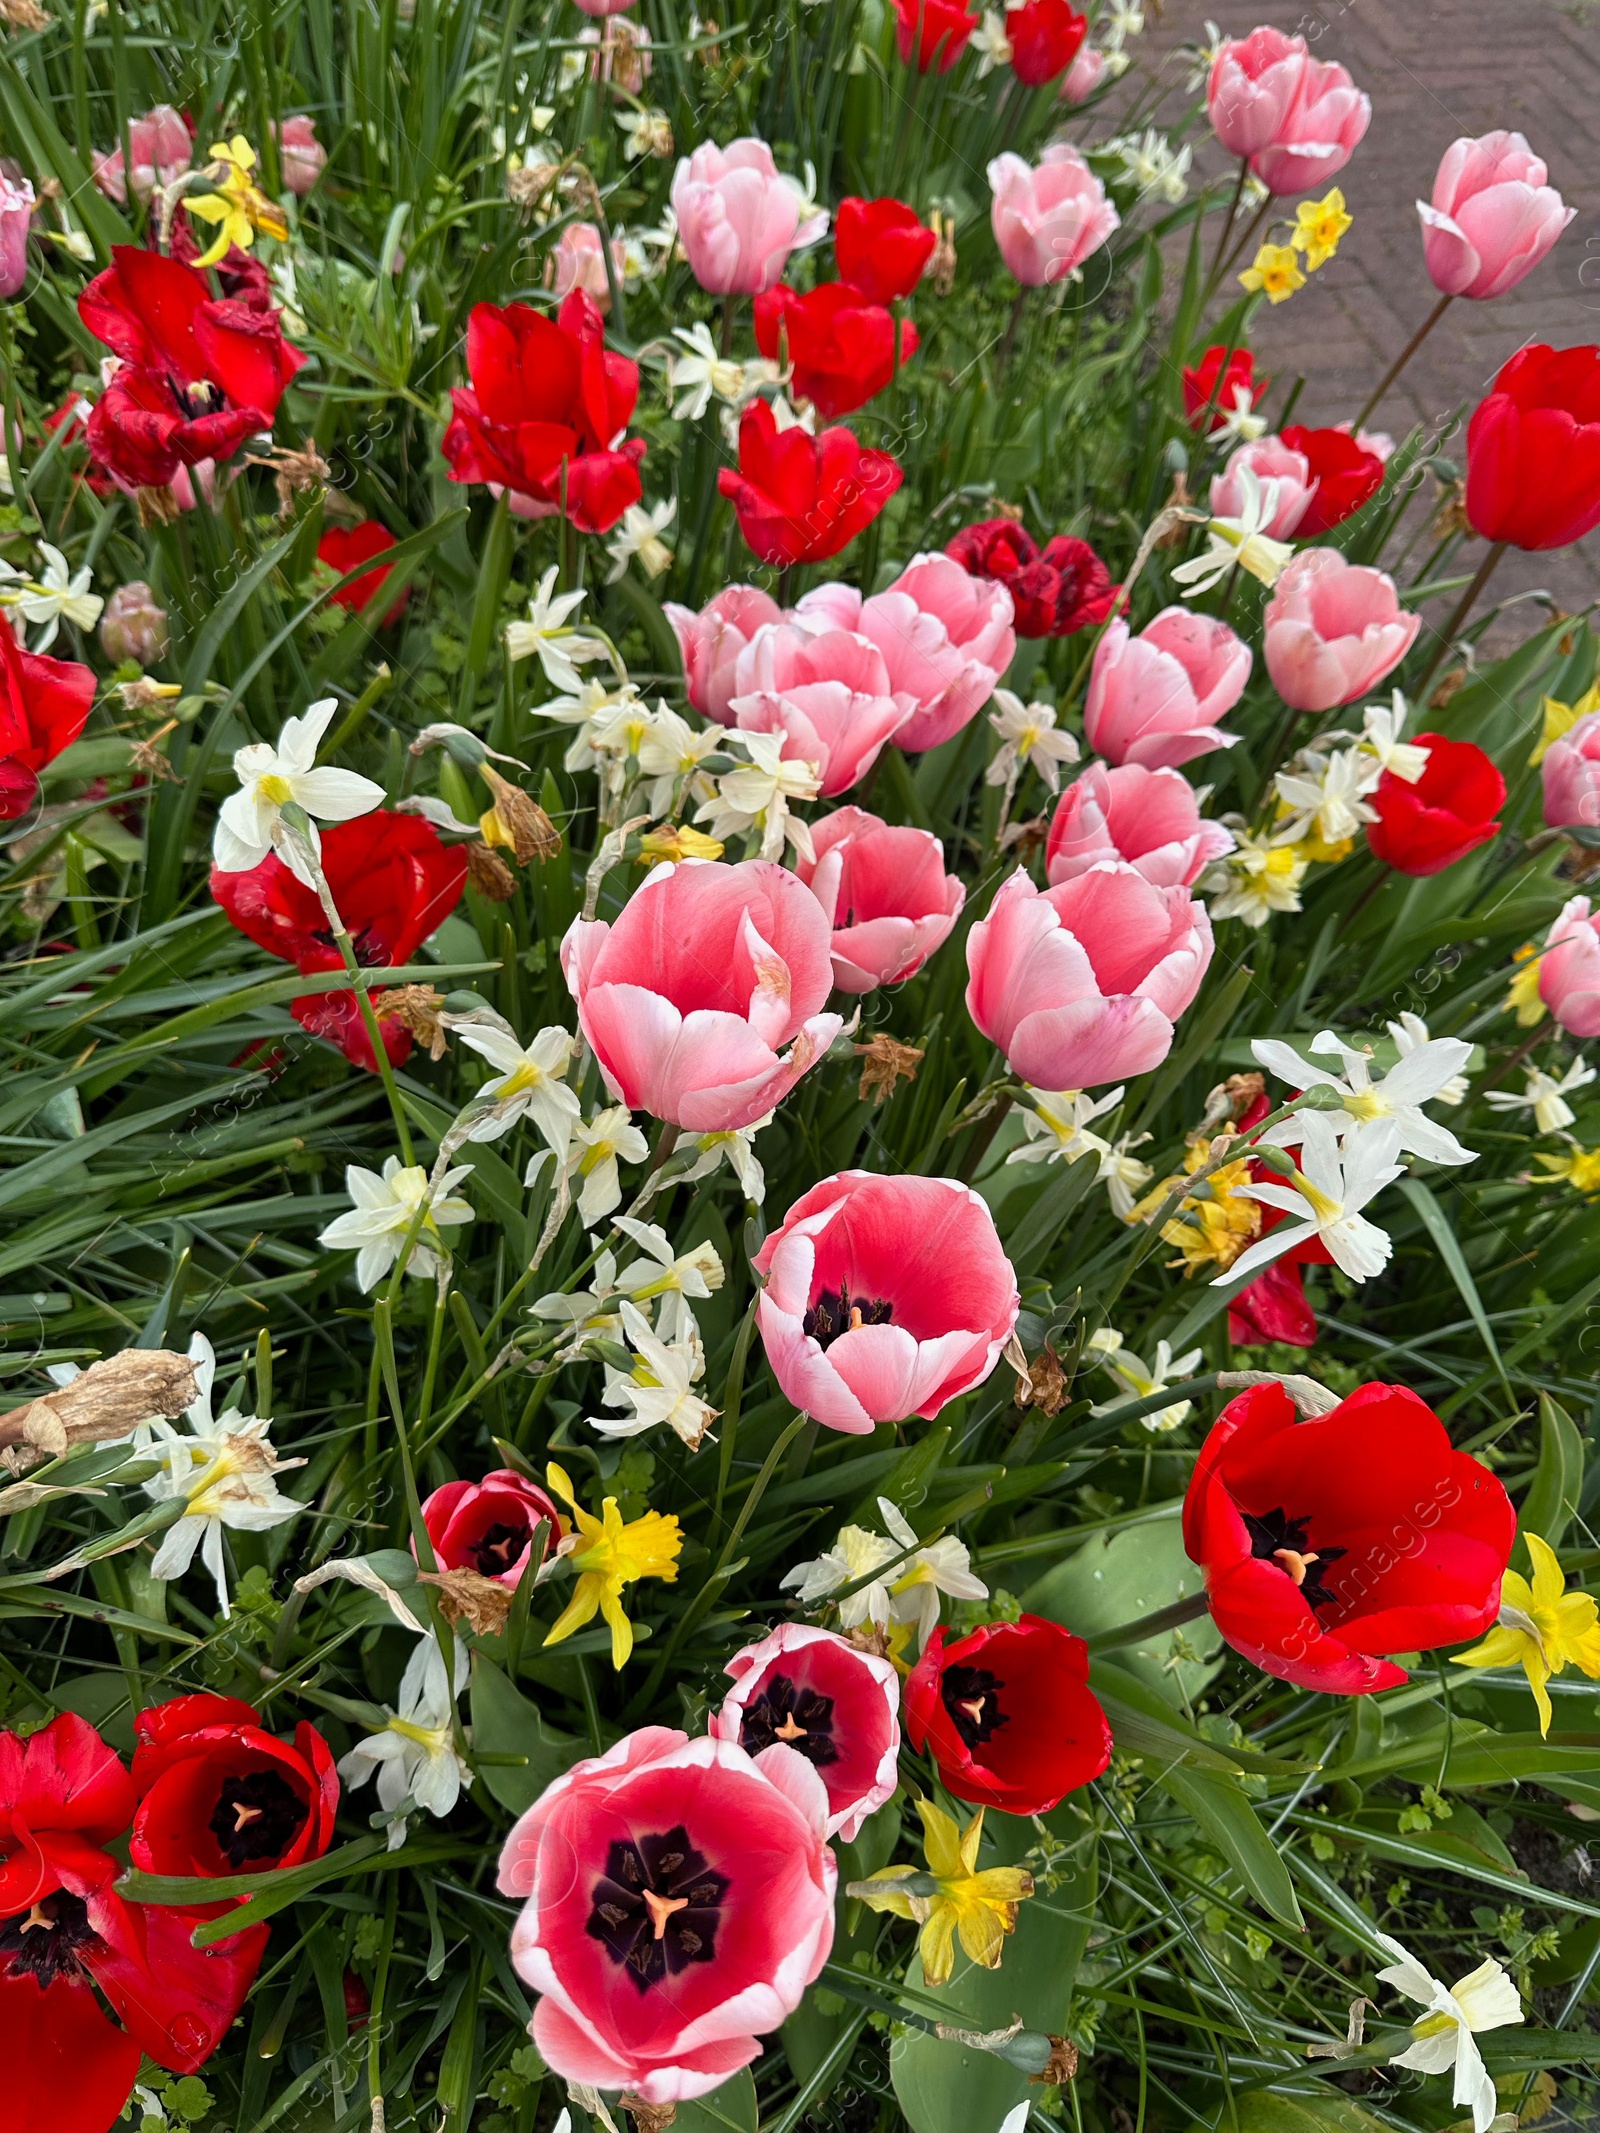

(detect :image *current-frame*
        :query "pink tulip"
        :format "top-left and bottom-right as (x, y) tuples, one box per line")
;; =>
(795, 554), (1016, 751)
(1210, 436), (1315, 540)
(549, 222), (625, 313)
(1543, 711), (1600, 832)
(561, 857), (842, 1131)
(273, 115), (327, 197)
(966, 863), (1213, 1088)
(1540, 895), (1600, 1037)
(1263, 548), (1420, 712)
(795, 806), (965, 993)
(90, 105), (192, 204)
(1250, 55), (1370, 196)
(0, 174), (32, 301)
(1419, 131), (1575, 301)
(1046, 762), (1235, 890)
(1207, 27), (1308, 157)
(1083, 608), (1251, 771)
(670, 137), (828, 296)
(571, 0), (635, 16)
(711, 1625), (901, 1841)
(729, 622), (913, 795)
(752, 1171), (1019, 1433)
(1058, 44), (1108, 104)
(665, 585), (785, 724)
(987, 143), (1118, 289)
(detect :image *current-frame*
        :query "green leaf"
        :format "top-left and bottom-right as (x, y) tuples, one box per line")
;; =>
(1213, 2092), (1395, 2133)
(1090, 1660), (1299, 1775)
(1156, 1765), (1303, 1929)
(1519, 1393), (1586, 1558)
(469, 1654), (582, 1814)
(1023, 1516), (1220, 1703)
(1396, 1177), (1511, 1400)
(670, 2069), (760, 2132)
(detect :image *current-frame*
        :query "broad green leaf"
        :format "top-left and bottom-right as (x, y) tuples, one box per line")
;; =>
(1397, 1176), (1511, 1399)
(671, 2069), (760, 2132)
(1519, 1393), (1586, 1558)
(469, 1654), (582, 1814)
(1214, 2092), (1395, 2133)
(1024, 1517), (1220, 1703)
(1156, 1764), (1303, 1928)
(1091, 1660), (1301, 1775)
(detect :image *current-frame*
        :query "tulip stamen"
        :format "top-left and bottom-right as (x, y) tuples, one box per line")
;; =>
(0, 1889), (94, 1985)
(739, 1672), (840, 1768)
(804, 1283), (894, 1350)
(1243, 1507), (1347, 1612)
(587, 1826), (730, 1992)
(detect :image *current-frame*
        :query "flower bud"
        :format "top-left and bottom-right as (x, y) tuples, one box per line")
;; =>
(99, 580), (169, 666)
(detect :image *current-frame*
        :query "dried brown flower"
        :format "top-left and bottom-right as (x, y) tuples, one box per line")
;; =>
(0, 1349), (198, 1462)
(1033, 2037), (1080, 2086)
(417, 1567), (514, 1636)
(1014, 1342), (1068, 1416)
(479, 765), (561, 864)
(855, 1033), (924, 1104)
(465, 841), (517, 899)
(372, 984), (449, 1061)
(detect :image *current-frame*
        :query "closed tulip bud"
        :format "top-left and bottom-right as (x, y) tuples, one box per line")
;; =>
(1420, 131), (1574, 301)
(99, 581), (169, 666)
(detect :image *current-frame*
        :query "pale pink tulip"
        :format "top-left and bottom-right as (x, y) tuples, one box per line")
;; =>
(1542, 711), (1600, 832)
(966, 863), (1213, 1088)
(1250, 55), (1370, 196)
(274, 115), (327, 197)
(1210, 435), (1315, 540)
(1046, 762), (1234, 890)
(665, 585), (785, 724)
(796, 554), (1015, 751)
(670, 137), (828, 296)
(1263, 548), (1419, 712)
(1206, 27), (1308, 157)
(1083, 608), (1251, 771)
(729, 622), (913, 795)
(90, 105), (192, 204)
(0, 174), (31, 301)
(796, 806), (964, 993)
(752, 1171), (1019, 1433)
(1540, 895), (1600, 1037)
(987, 144), (1118, 289)
(1419, 131), (1575, 301)
(571, 0), (635, 16)
(1058, 44), (1109, 104)
(561, 857), (842, 1131)
(549, 222), (625, 313)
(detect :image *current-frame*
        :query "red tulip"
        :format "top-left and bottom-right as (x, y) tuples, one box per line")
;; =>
(420, 1468), (565, 1586)
(753, 281), (919, 418)
(718, 399), (901, 566)
(946, 517), (1118, 637)
(210, 809), (467, 1069)
(1280, 423), (1385, 533)
(1006, 0), (1086, 85)
(1465, 343), (1600, 551)
(78, 247), (303, 490)
(834, 196), (936, 305)
(1185, 1380), (1514, 1694)
(710, 1624), (901, 1839)
(1226, 1087), (1326, 1349)
(894, 0), (978, 72)
(318, 520), (409, 624)
(1366, 733), (1504, 876)
(0, 622), (95, 821)
(904, 1614), (1111, 1814)
(441, 291), (646, 534)
(130, 1693), (339, 1879)
(1182, 345), (1269, 434)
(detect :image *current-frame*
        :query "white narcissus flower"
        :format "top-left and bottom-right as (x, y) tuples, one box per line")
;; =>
(0, 542), (103, 650)
(1360, 690), (1430, 783)
(504, 566), (615, 693)
(604, 498), (676, 583)
(559, 1106), (651, 1228)
(879, 1497), (987, 1653)
(616, 106), (673, 160)
(1274, 743), (1380, 847)
(634, 703), (723, 813)
(667, 322), (780, 422)
(695, 728), (821, 863)
(338, 1636), (472, 1851)
(1087, 1328), (1203, 1431)
(1485, 1055), (1595, 1135)
(1007, 1085), (1126, 1167)
(611, 1215), (725, 1345)
(531, 1247), (625, 1358)
(1205, 826), (1310, 928)
(1096, 1133), (1155, 1217)
(453, 1020), (582, 1155)
(1106, 129), (1191, 204)
(1388, 1010), (1469, 1103)
(318, 1155), (474, 1291)
(1172, 466), (1296, 597)
(1376, 1934), (1523, 2133)
(780, 1520), (901, 1629)
(1253, 1027), (1477, 1166)
(985, 691), (1081, 795)
(971, 10), (1013, 73)
(1223, 1112), (1405, 1286)
(591, 1298), (718, 1450)
(679, 1115), (772, 1204)
(1214, 382), (1268, 447)
(213, 698), (384, 885)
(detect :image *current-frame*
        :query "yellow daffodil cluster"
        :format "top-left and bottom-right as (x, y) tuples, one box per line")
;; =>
(1129, 1134), (1262, 1276)
(1504, 943), (1547, 1027)
(1240, 189), (1351, 303)
(1455, 1533), (1600, 1734)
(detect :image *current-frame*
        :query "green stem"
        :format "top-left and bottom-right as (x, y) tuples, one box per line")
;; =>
(1353, 291), (1453, 435)
(1413, 539), (1509, 699)
(1086, 1590), (1211, 1654)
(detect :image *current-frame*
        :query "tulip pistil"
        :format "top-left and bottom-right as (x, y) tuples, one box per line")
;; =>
(1242, 1506), (1347, 1612)
(739, 1672), (840, 1768)
(804, 1283), (894, 1350)
(209, 1769), (309, 1868)
(587, 1826), (730, 1992)
(940, 1663), (1009, 1749)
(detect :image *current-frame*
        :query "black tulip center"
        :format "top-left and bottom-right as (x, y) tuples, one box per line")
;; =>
(739, 1672), (840, 1768)
(468, 1519), (531, 1578)
(209, 1768), (309, 1868)
(0, 1890), (96, 1987)
(310, 924), (386, 967)
(804, 1283), (893, 1350)
(1243, 1506), (1347, 1612)
(941, 1664), (1009, 1751)
(586, 1826), (730, 1994)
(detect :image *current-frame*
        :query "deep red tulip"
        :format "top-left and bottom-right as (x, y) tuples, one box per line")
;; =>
(904, 1614), (1111, 1814)
(78, 247), (303, 489)
(167, 210), (277, 311)
(946, 517), (1117, 637)
(1183, 1380), (1514, 1694)
(441, 291), (646, 534)
(130, 1693), (339, 1880)
(210, 809), (467, 1069)
(420, 1468), (565, 1586)
(1465, 343), (1600, 551)
(0, 623), (95, 822)
(894, 0), (978, 71)
(718, 399), (902, 566)
(1280, 424), (1386, 534)
(318, 520), (409, 625)
(1182, 346), (1269, 434)
(834, 196), (936, 305)
(754, 281), (919, 418)
(1367, 733), (1504, 876)
(1226, 1089), (1326, 1349)
(1006, 0), (1087, 84)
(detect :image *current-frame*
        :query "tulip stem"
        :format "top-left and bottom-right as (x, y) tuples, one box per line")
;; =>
(1208, 157), (1251, 284)
(1214, 197), (1274, 293)
(1353, 292), (1454, 434)
(1413, 538), (1509, 699)
(996, 286), (1029, 377)
(1086, 1589), (1211, 1654)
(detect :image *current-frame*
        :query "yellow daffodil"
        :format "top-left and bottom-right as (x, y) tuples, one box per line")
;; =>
(637, 824), (725, 866)
(1131, 1137), (1261, 1274)
(1454, 1533), (1600, 1734)
(1291, 189), (1352, 271)
(1239, 242), (1306, 305)
(1504, 943), (1548, 1027)
(1530, 682), (1599, 767)
(1532, 1145), (1600, 1196)
(186, 135), (290, 268)
(542, 1461), (682, 1670)
(847, 1798), (1034, 1985)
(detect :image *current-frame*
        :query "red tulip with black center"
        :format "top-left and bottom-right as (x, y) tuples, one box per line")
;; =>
(945, 517), (1119, 637)
(130, 1693), (339, 1881)
(754, 282), (920, 418)
(210, 808), (467, 1069)
(420, 1466), (565, 1586)
(834, 196), (936, 305)
(1182, 346), (1269, 434)
(710, 1624), (900, 1840)
(904, 1613), (1112, 1814)
(1280, 424), (1386, 534)
(0, 620), (95, 822)
(1366, 733), (1505, 877)
(1183, 1380), (1515, 1695)
(318, 520), (410, 625)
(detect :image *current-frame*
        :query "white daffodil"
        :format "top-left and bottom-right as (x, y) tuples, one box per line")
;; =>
(679, 1116), (771, 1204)
(1185, 18), (1226, 90)
(213, 698), (384, 885)
(531, 1248), (625, 1359)
(504, 567), (615, 694)
(0, 542), (103, 650)
(1204, 825), (1309, 927)
(695, 728), (820, 863)
(1171, 466), (1296, 597)
(880, 1498), (988, 1652)
(1359, 691), (1430, 783)
(1213, 381), (1268, 447)
(144, 1378), (304, 1619)
(1376, 1934), (1523, 2133)
(612, 1216), (725, 1345)
(667, 321), (780, 422)
(971, 9), (1013, 73)
(1224, 1112), (1405, 1286)
(556, 1106), (651, 1228)
(1007, 1086), (1126, 1167)
(1274, 743), (1380, 847)
(1096, 1132), (1155, 1217)
(986, 691), (1081, 796)
(1106, 129), (1191, 203)
(339, 1636), (472, 1851)
(318, 1155), (474, 1291)
(1388, 1010), (1469, 1104)
(1253, 1027), (1477, 1166)
(1485, 1055), (1595, 1135)
(616, 106), (673, 159)
(781, 1519), (901, 1630)
(1088, 1328), (1204, 1432)
(1103, 0), (1144, 38)
(780, 158), (828, 245)
(635, 703), (723, 813)
(605, 498), (676, 583)
(591, 1298), (717, 1450)
(453, 1020), (582, 1155)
